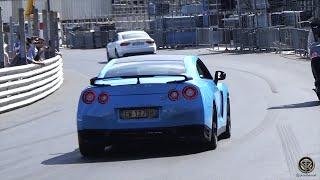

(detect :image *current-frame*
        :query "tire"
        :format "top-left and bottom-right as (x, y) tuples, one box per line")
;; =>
(206, 105), (218, 150)
(313, 88), (320, 101)
(219, 97), (231, 139)
(107, 49), (112, 61)
(115, 49), (120, 58)
(78, 136), (105, 157)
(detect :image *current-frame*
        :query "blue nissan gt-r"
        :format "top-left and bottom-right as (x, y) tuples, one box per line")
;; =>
(77, 55), (231, 156)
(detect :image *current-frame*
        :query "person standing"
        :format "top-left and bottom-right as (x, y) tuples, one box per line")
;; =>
(309, 18), (320, 99)
(11, 37), (22, 66)
(3, 43), (9, 67)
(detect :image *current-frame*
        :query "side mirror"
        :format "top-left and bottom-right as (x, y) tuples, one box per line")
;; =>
(214, 71), (226, 84)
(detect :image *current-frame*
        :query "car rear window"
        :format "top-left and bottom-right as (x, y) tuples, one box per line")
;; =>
(104, 61), (186, 77)
(122, 33), (149, 39)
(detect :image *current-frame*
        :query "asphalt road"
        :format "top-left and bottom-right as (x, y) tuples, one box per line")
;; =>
(0, 48), (319, 180)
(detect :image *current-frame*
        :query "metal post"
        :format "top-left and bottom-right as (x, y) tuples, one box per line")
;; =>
(53, 12), (59, 51)
(49, 11), (56, 57)
(19, 8), (26, 65)
(9, 17), (14, 60)
(42, 10), (49, 59)
(0, 7), (4, 68)
(12, 0), (23, 23)
(47, 0), (51, 11)
(315, 0), (320, 18)
(33, 8), (39, 36)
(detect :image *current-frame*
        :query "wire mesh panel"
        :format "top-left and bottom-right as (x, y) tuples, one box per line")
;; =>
(256, 28), (279, 50)
(196, 28), (211, 46)
(166, 29), (196, 48)
(209, 29), (224, 45)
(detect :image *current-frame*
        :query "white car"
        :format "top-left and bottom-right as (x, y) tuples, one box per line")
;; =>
(106, 31), (157, 60)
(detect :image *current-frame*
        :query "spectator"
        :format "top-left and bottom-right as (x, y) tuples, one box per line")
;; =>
(3, 43), (9, 67)
(26, 37), (44, 65)
(33, 37), (49, 61)
(11, 36), (22, 66)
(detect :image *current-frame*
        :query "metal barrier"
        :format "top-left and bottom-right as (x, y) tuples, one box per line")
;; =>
(181, 27), (310, 54)
(0, 55), (63, 113)
(65, 26), (310, 55)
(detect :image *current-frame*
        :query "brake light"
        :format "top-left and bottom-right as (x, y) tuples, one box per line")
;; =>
(82, 90), (96, 104)
(168, 90), (179, 101)
(182, 86), (198, 100)
(120, 42), (130, 46)
(146, 40), (155, 44)
(98, 93), (109, 104)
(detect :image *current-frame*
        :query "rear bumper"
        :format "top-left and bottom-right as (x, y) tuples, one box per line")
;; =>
(78, 125), (211, 144)
(118, 46), (156, 57)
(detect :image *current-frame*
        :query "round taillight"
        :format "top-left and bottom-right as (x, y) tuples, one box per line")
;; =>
(182, 86), (198, 100)
(98, 93), (109, 104)
(82, 90), (96, 104)
(168, 90), (179, 101)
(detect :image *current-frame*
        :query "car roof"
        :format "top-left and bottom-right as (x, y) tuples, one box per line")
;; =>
(113, 55), (190, 64)
(118, 31), (147, 36)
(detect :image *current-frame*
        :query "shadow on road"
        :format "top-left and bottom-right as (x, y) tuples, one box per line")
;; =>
(41, 142), (207, 165)
(268, 101), (320, 110)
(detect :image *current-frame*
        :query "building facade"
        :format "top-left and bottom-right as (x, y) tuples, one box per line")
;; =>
(112, 0), (150, 29)
(0, 0), (113, 23)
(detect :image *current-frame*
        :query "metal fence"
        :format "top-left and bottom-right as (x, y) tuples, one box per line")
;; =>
(196, 27), (309, 53)
(151, 27), (310, 55)
(64, 25), (310, 56)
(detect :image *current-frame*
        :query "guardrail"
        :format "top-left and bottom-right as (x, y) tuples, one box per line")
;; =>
(0, 55), (63, 113)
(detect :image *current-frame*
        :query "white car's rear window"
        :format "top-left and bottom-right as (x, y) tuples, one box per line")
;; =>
(122, 33), (149, 39)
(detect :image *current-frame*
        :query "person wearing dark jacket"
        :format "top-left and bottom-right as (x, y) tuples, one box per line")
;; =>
(309, 18), (320, 99)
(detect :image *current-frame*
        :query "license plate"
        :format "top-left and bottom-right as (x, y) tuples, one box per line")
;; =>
(120, 108), (159, 120)
(132, 42), (144, 46)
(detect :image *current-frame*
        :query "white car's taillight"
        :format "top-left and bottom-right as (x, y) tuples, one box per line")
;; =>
(146, 40), (155, 44)
(120, 42), (130, 46)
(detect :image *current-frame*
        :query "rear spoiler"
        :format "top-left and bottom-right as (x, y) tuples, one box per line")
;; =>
(90, 75), (193, 86)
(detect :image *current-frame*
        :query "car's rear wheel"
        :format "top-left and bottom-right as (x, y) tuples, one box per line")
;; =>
(205, 105), (218, 150)
(115, 49), (120, 58)
(107, 49), (112, 61)
(78, 136), (105, 157)
(219, 97), (231, 139)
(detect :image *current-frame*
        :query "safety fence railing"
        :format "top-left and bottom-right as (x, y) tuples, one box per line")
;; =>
(149, 27), (310, 55)
(0, 55), (63, 113)
(64, 26), (310, 56)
